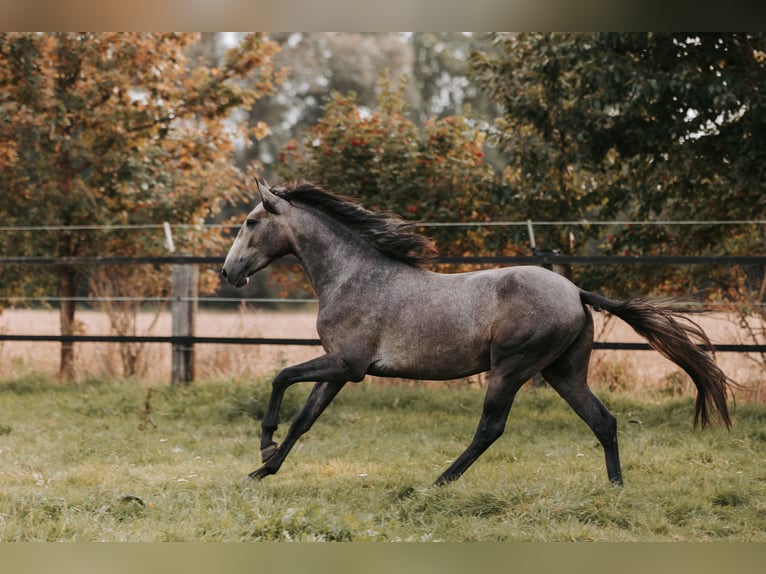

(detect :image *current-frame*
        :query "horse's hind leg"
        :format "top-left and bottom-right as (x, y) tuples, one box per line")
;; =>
(435, 364), (530, 485)
(543, 371), (622, 485)
(541, 312), (623, 485)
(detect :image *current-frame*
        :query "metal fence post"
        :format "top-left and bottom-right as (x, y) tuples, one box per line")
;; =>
(171, 260), (197, 385)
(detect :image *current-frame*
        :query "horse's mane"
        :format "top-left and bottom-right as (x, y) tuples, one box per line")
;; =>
(273, 182), (439, 267)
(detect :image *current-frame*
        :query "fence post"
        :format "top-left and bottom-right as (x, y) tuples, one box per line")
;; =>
(171, 260), (197, 385)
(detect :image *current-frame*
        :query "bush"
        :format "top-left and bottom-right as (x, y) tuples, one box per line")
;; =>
(277, 75), (510, 258)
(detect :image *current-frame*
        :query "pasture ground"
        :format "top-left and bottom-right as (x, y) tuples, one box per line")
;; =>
(2, 373), (766, 542)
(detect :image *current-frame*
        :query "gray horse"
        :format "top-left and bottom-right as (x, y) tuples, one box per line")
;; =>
(222, 178), (731, 486)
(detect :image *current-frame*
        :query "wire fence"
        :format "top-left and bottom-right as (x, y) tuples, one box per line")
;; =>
(3, 253), (766, 266)
(3, 217), (766, 359)
(1, 219), (766, 232)
(2, 254), (766, 308)
(2, 252), (766, 353)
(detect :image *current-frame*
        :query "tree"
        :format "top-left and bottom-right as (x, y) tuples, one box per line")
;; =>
(471, 32), (766, 295)
(237, 33), (503, 181)
(241, 33), (414, 179)
(276, 76), (503, 262)
(408, 32), (501, 124)
(0, 32), (281, 379)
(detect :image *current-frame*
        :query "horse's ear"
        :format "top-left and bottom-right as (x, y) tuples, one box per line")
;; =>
(254, 175), (281, 215)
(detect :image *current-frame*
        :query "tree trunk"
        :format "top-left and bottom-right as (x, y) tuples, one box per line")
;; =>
(58, 265), (79, 380)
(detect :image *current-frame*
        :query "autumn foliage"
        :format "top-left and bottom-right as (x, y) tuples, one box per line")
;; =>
(0, 32), (282, 378)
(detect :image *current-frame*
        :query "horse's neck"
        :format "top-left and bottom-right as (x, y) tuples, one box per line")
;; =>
(290, 211), (386, 299)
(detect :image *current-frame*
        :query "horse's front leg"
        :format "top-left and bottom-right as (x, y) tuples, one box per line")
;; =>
(251, 380), (346, 480)
(254, 353), (360, 479)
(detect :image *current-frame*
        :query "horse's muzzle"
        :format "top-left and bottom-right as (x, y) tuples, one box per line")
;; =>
(220, 267), (249, 288)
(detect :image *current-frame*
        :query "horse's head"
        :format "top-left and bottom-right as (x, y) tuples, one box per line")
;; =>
(221, 176), (292, 287)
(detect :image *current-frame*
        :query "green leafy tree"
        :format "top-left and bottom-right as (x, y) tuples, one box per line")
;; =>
(0, 32), (281, 378)
(472, 32), (766, 296)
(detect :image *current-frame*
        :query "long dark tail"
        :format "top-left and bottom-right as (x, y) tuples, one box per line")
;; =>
(580, 291), (731, 430)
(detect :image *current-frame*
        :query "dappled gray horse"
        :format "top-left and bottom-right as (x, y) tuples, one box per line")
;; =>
(222, 178), (731, 485)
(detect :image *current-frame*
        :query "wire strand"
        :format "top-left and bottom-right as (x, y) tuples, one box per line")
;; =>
(1, 220), (766, 232)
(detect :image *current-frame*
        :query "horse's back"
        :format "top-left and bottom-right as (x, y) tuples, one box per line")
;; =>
(365, 265), (587, 380)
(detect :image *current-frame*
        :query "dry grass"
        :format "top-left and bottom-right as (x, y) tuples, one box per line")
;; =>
(0, 305), (764, 401)
(0, 306), (321, 382)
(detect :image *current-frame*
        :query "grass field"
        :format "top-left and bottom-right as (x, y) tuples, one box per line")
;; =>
(2, 373), (766, 541)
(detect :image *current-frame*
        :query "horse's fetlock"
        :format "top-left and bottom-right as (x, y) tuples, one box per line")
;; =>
(260, 442), (279, 463)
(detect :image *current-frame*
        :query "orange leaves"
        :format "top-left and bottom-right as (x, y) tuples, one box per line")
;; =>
(250, 121), (270, 141)
(0, 32), (281, 265)
(0, 143), (17, 170)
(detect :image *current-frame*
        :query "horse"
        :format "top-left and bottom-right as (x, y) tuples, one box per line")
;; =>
(221, 177), (732, 486)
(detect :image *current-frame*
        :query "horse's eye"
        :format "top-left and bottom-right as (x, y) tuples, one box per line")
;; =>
(245, 219), (258, 228)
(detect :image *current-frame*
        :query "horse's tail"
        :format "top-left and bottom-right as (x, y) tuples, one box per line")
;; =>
(580, 291), (732, 430)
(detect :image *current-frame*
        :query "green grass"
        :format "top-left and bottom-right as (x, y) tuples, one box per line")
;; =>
(2, 373), (766, 541)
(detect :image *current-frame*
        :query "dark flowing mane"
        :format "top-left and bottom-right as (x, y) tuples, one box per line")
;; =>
(273, 182), (439, 267)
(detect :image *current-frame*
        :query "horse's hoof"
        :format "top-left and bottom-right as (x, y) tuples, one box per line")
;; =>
(260, 442), (279, 463)
(248, 467), (274, 481)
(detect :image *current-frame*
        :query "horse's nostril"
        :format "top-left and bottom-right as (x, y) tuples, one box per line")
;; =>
(221, 268), (228, 279)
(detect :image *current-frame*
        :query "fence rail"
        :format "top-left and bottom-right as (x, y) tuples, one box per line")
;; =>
(1, 334), (765, 354)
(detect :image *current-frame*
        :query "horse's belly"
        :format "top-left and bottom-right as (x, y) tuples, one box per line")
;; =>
(369, 335), (491, 380)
